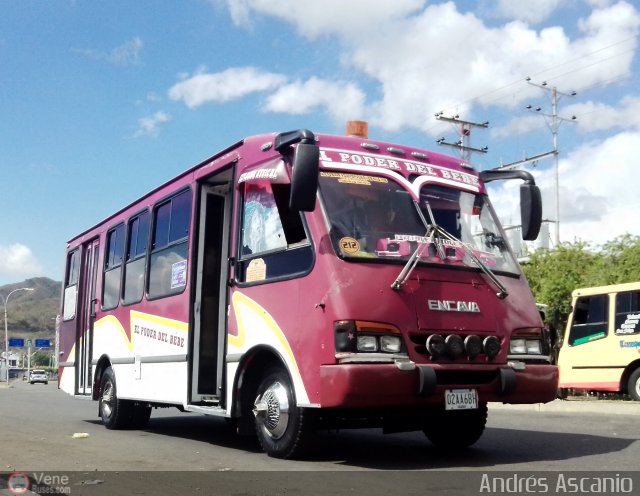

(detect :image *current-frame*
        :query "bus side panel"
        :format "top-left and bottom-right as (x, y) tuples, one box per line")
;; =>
(228, 288), (319, 407)
(90, 306), (191, 405)
(558, 337), (634, 392)
(107, 362), (188, 403)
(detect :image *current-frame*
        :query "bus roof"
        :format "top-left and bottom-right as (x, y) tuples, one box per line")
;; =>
(572, 281), (640, 298)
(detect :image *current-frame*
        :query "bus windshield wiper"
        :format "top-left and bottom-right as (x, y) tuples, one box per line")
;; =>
(390, 200), (435, 291)
(391, 201), (509, 299)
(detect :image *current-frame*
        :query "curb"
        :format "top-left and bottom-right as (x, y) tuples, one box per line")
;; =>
(490, 398), (640, 415)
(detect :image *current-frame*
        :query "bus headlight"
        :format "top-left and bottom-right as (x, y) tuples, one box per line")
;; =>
(334, 320), (405, 355)
(357, 335), (378, 352)
(510, 339), (527, 354)
(510, 328), (544, 355)
(380, 335), (402, 353)
(526, 340), (542, 354)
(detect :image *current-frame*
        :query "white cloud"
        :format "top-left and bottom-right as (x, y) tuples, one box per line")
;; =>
(490, 130), (640, 247)
(567, 96), (640, 133)
(219, 0), (425, 38)
(74, 37), (143, 67)
(0, 244), (43, 279)
(263, 78), (366, 123)
(355, 2), (639, 133)
(216, 1), (639, 135)
(108, 37), (143, 66)
(134, 111), (171, 138)
(494, 0), (563, 24)
(168, 67), (286, 108)
(492, 94), (640, 142)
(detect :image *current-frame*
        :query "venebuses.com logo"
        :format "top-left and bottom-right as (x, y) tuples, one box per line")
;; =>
(7, 472), (71, 495)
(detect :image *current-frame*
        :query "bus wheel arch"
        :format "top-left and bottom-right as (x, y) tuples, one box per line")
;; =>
(626, 366), (640, 401)
(620, 360), (640, 401)
(93, 355), (112, 401)
(232, 346), (285, 434)
(233, 346), (315, 458)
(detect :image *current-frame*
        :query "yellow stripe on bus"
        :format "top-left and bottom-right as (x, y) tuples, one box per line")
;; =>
(230, 291), (300, 380)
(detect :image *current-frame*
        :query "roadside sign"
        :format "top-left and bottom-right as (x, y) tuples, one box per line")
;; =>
(8, 338), (24, 347)
(34, 339), (51, 348)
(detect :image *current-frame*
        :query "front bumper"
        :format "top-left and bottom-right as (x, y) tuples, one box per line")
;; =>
(319, 361), (558, 408)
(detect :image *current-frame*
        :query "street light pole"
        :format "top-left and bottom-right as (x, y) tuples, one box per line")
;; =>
(2, 287), (34, 382)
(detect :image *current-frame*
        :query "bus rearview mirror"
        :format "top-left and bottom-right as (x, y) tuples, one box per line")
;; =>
(289, 143), (319, 212)
(520, 183), (542, 241)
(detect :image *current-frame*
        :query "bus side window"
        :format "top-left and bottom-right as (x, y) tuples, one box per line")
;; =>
(62, 249), (80, 320)
(241, 182), (287, 256)
(123, 210), (150, 305)
(148, 189), (191, 299)
(103, 223), (125, 310)
(568, 294), (608, 345)
(238, 180), (312, 283)
(615, 291), (640, 335)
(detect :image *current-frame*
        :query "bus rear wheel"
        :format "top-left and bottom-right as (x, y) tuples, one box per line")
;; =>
(99, 367), (134, 429)
(252, 367), (314, 459)
(423, 402), (488, 449)
(628, 369), (640, 401)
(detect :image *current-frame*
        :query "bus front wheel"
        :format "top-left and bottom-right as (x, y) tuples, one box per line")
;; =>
(252, 367), (314, 459)
(423, 402), (488, 449)
(628, 369), (640, 401)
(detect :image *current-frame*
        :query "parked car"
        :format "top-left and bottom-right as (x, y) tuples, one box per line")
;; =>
(29, 369), (48, 385)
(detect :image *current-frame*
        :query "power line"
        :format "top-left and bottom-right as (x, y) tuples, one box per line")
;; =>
(434, 112), (489, 163)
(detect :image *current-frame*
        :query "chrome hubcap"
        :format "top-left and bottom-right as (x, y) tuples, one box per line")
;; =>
(101, 381), (114, 418)
(253, 381), (290, 439)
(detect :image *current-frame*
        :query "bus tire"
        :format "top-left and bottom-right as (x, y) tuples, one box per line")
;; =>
(628, 369), (640, 401)
(423, 402), (488, 449)
(99, 367), (133, 429)
(252, 367), (314, 459)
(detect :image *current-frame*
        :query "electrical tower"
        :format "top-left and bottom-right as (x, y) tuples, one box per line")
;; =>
(494, 79), (576, 247)
(435, 112), (489, 164)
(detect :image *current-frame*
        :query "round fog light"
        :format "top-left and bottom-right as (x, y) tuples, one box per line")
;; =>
(445, 334), (464, 358)
(464, 335), (482, 359)
(426, 334), (446, 358)
(483, 336), (501, 359)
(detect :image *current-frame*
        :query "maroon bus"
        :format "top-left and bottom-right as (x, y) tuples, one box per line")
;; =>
(59, 124), (558, 458)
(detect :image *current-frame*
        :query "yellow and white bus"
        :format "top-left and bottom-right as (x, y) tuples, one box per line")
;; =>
(558, 282), (640, 400)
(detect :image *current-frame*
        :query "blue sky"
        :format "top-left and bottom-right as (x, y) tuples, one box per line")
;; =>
(1, 0), (639, 285)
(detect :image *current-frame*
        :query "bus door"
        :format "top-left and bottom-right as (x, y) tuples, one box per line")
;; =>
(190, 177), (233, 404)
(77, 238), (99, 396)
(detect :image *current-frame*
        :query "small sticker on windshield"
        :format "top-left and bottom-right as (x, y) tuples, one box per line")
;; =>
(339, 237), (360, 254)
(320, 171), (388, 185)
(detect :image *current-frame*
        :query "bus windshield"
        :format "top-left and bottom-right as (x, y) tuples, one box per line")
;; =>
(319, 171), (520, 275)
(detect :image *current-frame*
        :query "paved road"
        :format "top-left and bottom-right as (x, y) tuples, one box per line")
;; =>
(1, 379), (639, 494)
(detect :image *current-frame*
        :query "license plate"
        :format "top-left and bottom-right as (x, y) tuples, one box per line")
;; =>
(444, 388), (478, 410)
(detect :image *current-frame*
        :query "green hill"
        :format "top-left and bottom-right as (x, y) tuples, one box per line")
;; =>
(1, 277), (61, 341)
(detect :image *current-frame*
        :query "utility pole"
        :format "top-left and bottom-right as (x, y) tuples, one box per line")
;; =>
(435, 112), (489, 164)
(495, 79), (576, 247)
